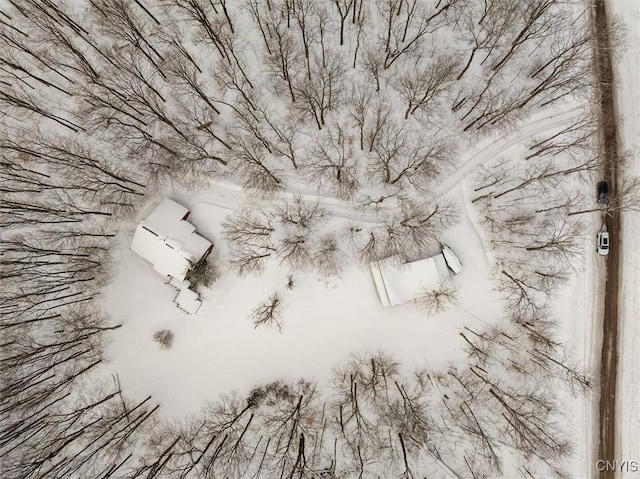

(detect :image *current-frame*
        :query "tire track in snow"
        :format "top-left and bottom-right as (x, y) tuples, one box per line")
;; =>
(195, 181), (384, 224)
(433, 105), (587, 198)
(458, 183), (492, 270)
(195, 105), (586, 225)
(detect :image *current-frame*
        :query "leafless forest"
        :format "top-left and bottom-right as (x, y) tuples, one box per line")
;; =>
(0, 0), (597, 477)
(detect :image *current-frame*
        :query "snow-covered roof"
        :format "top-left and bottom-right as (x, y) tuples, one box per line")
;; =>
(370, 254), (451, 307)
(144, 198), (190, 237)
(442, 245), (463, 274)
(131, 198), (212, 281)
(174, 288), (202, 314)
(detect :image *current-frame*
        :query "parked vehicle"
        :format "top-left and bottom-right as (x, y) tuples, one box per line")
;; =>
(597, 231), (609, 256)
(597, 181), (609, 204)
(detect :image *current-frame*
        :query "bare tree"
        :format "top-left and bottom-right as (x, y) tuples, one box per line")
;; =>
(518, 31), (592, 109)
(491, 0), (556, 73)
(332, 0), (354, 46)
(16, 12), (99, 84)
(393, 54), (459, 119)
(416, 281), (458, 315)
(222, 208), (276, 245)
(251, 292), (284, 332)
(357, 229), (383, 262)
(177, 392), (256, 478)
(152, 330), (174, 349)
(314, 233), (346, 276)
(167, 0), (229, 61)
(348, 85), (372, 151)
(369, 125), (454, 190)
(164, 47), (221, 115)
(275, 196), (326, 231)
(226, 130), (283, 192)
(383, 0), (460, 69)
(384, 198), (458, 257)
(223, 208), (277, 275)
(256, 106), (302, 169)
(292, 0), (317, 79)
(304, 122), (359, 199)
(0, 86), (83, 132)
(378, 0), (402, 54)
(229, 243), (275, 276)
(293, 52), (344, 130)
(521, 216), (582, 263)
(362, 46), (385, 92)
(454, 0), (517, 80)
(498, 268), (550, 323)
(276, 234), (313, 270)
(330, 352), (436, 475)
(262, 5), (301, 103)
(248, 379), (323, 477)
(366, 95), (391, 152)
(351, 2), (368, 68)
(92, 0), (165, 77)
(243, 0), (272, 54)
(214, 52), (256, 111)
(0, 133), (145, 216)
(525, 116), (596, 161)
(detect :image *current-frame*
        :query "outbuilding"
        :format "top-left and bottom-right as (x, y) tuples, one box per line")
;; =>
(370, 246), (462, 307)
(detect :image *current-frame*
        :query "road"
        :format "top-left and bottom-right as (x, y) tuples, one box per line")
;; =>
(592, 1), (621, 477)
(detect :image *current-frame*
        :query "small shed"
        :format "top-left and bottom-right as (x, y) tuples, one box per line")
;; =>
(168, 277), (203, 314)
(131, 198), (213, 282)
(370, 254), (452, 307)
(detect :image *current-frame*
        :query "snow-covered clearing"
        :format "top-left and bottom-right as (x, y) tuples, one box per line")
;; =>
(103, 185), (499, 419)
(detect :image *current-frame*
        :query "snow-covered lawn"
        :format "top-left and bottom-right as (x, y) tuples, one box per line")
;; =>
(103, 186), (500, 419)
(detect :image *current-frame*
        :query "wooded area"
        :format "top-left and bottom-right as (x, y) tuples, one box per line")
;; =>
(0, 0), (596, 477)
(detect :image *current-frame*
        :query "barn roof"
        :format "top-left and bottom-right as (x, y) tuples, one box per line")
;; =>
(370, 254), (451, 307)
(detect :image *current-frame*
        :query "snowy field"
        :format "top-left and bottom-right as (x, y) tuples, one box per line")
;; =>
(103, 184), (501, 419)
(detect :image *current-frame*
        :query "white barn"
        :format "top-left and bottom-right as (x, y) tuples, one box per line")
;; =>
(131, 198), (213, 282)
(370, 248), (461, 307)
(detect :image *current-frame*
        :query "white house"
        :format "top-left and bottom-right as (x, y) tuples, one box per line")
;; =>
(370, 246), (462, 307)
(131, 198), (213, 282)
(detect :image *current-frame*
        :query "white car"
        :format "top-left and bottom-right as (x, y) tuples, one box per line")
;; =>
(597, 231), (609, 256)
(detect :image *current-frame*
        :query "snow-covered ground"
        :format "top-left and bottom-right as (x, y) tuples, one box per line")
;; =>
(102, 184), (502, 420)
(555, 228), (599, 479)
(0, 0), (609, 476)
(607, 0), (640, 474)
(99, 94), (598, 479)
(90, 88), (599, 479)
(433, 105), (586, 198)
